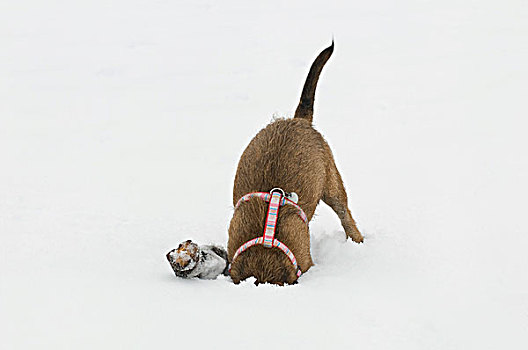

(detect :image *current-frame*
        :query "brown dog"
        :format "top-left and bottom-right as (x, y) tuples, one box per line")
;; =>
(227, 42), (363, 285)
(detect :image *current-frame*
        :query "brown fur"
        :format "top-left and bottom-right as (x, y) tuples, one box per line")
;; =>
(227, 42), (363, 286)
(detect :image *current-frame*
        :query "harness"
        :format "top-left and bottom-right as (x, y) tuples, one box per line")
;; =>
(230, 188), (308, 278)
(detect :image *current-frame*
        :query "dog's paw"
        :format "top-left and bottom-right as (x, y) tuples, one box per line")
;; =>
(347, 229), (364, 244)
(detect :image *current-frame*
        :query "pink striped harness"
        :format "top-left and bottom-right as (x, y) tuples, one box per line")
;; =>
(230, 188), (308, 278)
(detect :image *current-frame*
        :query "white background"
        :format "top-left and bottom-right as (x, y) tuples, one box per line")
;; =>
(1, 1), (527, 349)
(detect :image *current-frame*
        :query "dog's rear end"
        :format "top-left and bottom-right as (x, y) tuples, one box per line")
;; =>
(228, 42), (363, 285)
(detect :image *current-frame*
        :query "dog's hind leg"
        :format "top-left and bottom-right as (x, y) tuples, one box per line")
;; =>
(322, 159), (364, 243)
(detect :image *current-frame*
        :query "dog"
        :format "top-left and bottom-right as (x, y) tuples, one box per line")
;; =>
(227, 42), (364, 286)
(166, 240), (229, 279)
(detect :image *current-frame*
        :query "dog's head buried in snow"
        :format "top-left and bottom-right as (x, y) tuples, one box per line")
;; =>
(227, 42), (364, 286)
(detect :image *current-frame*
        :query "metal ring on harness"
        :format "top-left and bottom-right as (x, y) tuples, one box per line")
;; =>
(270, 187), (285, 197)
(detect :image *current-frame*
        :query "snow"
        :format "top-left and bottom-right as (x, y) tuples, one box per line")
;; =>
(1, 0), (527, 349)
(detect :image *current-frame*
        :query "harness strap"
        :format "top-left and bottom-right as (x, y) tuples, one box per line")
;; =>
(230, 189), (306, 278)
(263, 192), (281, 247)
(235, 192), (308, 223)
(231, 237), (301, 277)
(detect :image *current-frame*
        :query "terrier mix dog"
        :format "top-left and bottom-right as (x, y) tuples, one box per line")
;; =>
(227, 42), (364, 285)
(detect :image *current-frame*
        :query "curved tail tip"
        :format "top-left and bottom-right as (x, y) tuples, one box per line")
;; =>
(326, 39), (335, 55)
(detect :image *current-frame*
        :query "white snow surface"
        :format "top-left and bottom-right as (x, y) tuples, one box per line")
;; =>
(1, 1), (527, 349)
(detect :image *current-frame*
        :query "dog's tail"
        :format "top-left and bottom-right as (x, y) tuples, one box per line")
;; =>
(294, 41), (334, 123)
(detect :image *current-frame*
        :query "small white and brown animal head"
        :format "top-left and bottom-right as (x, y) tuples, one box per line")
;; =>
(166, 240), (200, 277)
